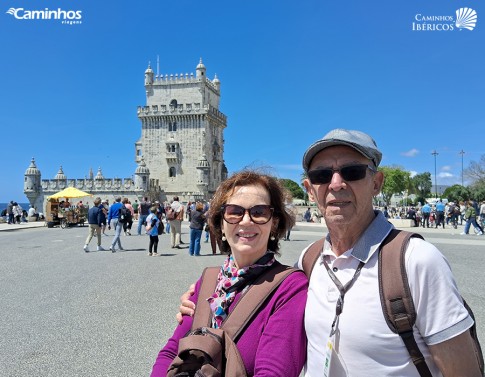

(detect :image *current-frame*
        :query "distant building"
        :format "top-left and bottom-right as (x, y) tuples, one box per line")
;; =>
(24, 158), (150, 212)
(24, 58), (227, 212)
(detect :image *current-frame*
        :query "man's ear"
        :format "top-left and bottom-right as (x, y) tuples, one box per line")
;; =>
(373, 171), (384, 195)
(303, 179), (316, 203)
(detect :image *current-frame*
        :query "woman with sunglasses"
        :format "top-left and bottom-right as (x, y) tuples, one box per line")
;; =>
(150, 170), (308, 377)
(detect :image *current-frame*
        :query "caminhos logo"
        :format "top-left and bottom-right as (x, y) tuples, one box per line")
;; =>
(412, 8), (478, 32)
(6, 7), (82, 24)
(455, 8), (477, 31)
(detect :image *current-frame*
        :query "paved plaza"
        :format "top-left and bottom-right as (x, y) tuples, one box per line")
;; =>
(1, 221), (484, 376)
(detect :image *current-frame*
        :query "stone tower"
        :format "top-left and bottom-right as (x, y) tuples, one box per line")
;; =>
(24, 158), (42, 208)
(136, 58), (227, 202)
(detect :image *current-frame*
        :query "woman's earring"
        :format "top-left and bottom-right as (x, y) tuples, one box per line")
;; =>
(222, 233), (227, 241)
(270, 234), (276, 241)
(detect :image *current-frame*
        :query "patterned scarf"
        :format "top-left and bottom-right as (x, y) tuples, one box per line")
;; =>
(207, 252), (276, 328)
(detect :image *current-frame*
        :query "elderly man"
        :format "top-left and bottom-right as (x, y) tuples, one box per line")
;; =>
(299, 129), (480, 376)
(177, 129), (481, 376)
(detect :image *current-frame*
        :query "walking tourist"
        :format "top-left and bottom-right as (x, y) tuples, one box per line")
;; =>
(132, 199), (139, 220)
(7, 201), (14, 224)
(178, 129), (482, 376)
(435, 199), (445, 228)
(303, 207), (311, 222)
(421, 202), (431, 227)
(461, 200), (484, 235)
(145, 206), (160, 256)
(83, 197), (105, 252)
(168, 196), (184, 249)
(13, 202), (23, 224)
(188, 201), (205, 256)
(137, 197), (151, 236)
(480, 200), (485, 226)
(101, 199), (109, 235)
(107, 196), (124, 252)
(121, 197), (134, 235)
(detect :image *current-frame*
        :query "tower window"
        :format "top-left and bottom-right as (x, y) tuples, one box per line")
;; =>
(169, 167), (176, 177)
(169, 122), (177, 132)
(170, 99), (178, 108)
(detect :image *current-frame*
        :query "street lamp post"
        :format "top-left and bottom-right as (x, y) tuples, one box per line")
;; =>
(432, 150), (438, 198)
(459, 150), (465, 187)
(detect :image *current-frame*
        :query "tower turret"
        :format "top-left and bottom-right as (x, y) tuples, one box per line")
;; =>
(145, 63), (154, 86)
(24, 157), (42, 206)
(196, 154), (210, 186)
(55, 166), (67, 189)
(213, 74), (220, 91)
(134, 158), (150, 192)
(196, 58), (206, 78)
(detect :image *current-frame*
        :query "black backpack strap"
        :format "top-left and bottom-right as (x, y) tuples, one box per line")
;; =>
(301, 238), (325, 279)
(222, 262), (299, 341)
(379, 229), (431, 377)
(191, 267), (220, 330)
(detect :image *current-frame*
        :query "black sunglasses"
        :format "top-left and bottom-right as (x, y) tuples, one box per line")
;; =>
(221, 204), (274, 224)
(308, 164), (376, 185)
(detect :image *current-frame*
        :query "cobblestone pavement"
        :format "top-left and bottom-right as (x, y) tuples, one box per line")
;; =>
(0, 221), (483, 376)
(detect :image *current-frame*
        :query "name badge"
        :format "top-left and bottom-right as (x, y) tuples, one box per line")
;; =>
(323, 335), (348, 377)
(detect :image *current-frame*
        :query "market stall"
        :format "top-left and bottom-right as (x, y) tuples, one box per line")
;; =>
(47, 187), (92, 228)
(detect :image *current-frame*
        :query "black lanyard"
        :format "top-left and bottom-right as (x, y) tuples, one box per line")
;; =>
(322, 256), (365, 336)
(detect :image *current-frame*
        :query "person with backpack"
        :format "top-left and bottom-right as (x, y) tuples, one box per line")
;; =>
(297, 129), (481, 376)
(188, 201), (205, 256)
(167, 196), (184, 249)
(145, 206), (161, 256)
(121, 197), (134, 236)
(150, 171), (308, 377)
(461, 200), (484, 235)
(179, 129), (483, 376)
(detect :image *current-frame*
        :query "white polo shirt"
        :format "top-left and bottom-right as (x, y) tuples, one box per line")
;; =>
(298, 211), (473, 377)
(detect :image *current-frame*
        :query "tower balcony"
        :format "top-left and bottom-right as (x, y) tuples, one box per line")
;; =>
(165, 152), (179, 162)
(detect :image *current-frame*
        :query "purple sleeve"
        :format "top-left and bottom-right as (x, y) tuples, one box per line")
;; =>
(150, 278), (202, 377)
(150, 270), (308, 377)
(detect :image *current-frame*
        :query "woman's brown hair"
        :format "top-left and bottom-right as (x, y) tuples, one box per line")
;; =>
(207, 170), (295, 255)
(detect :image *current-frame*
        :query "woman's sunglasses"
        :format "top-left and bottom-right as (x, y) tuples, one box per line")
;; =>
(221, 204), (274, 224)
(308, 164), (376, 185)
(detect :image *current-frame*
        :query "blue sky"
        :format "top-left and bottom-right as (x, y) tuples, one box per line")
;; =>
(1, 0), (483, 202)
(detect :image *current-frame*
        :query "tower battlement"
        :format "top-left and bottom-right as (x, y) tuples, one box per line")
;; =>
(137, 104), (227, 122)
(150, 74), (219, 91)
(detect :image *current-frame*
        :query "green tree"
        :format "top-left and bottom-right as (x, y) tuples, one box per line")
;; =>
(279, 178), (305, 200)
(411, 172), (432, 198)
(442, 185), (470, 203)
(379, 166), (410, 205)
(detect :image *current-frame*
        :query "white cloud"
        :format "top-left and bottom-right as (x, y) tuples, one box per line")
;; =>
(438, 172), (453, 178)
(401, 149), (419, 157)
(409, 170), (418, 177)
(441, 165), (452, 171)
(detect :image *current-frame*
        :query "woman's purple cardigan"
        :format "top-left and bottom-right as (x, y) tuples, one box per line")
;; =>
(151, 269), (308, 377)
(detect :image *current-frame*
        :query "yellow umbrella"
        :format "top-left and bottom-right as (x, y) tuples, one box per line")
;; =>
(48, 187), (93, 199)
